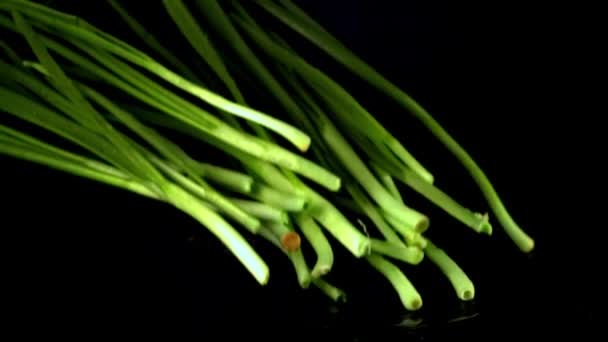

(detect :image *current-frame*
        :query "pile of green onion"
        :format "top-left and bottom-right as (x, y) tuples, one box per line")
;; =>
(0, 0), (534, 312)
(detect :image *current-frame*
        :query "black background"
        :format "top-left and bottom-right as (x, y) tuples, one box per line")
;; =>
(2, 0), (601, 340)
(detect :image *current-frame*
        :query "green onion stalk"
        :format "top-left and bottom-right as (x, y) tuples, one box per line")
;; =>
(252, 0), (534, 253)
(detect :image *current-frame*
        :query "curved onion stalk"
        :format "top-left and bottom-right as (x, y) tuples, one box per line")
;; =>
(105, 0), (202, 83)
(0, 0), (312, 152)
(253, 0), (534, 253)
(0, 100), (270, 285)
(294, 213), (333, 277)
(0, 125), (161, 200)
(232, 19), (494, 237)
(366, 254), (423, 311)
(0, 16), (341, 191)
(424, 241), (475, 301)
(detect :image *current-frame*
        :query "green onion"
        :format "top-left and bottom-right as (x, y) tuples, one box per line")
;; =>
(378, 160), (493, 235)
(0, 125), (160, 200)
(345, 184), (403, 245)
(147, 153), (261, 234)
(294, 213), (334, 277)
(195, 161), (254, 194)
(106, 0), (202, 83)
(248, 183), (307, 212)
(0, 38), (21, 64)
(318, 115), (429, 232)
(162, 182), (269, 285)
(264, 222), (310, 288)
(304, 190), (371, 258)
(0, 86), (269, 286)
(228, 198), (289, 224)
(231, 10), (434, 185)
(371, 163), (404, 204)
(366, 254), (423, 311)
(370, 239), (425, 265)
(11, 11), (161, 183)
(383, 211), (428, 249)
(312, 278), (347, 303)
(424, 241), (475, 301)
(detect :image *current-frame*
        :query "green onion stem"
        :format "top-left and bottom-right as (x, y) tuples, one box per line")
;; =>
(0, 123), (123, 179)
(366, 253), (423, 311)
(161, 0), (242, 102)
(76, 82), (205, 186)
(63, 34), (339, 191)
(191, 0), (314, 150)
(259, 225), (311, 289)
(370, 238), (424, 265)
(312, 278), (347, 303)
(69, 40), (331, 188)
(229, 15), (429, 232)
(331, 196), (364, 216)
(106, 0), (202, 83)
(162, 0), (285, 169)
(294, 213), (334, 277)
(344, 184), (402, 244)
(161, 182), (270, 285)
(121, 103), (300, 196)
(0, 81), (132, 174)
(148, 153), (261, 234)
(258, 227), (282, 249)
(0, 138), (160, 200)
(424, 240), (475, 301)
(248, 182), (307, 212)
(288, 248), (311, 289)
(371, 163), (404, 204)
(11, 11), (161, 183)
(228, 198), (289, 224)
(265, 222), (291, 240)
(0, 38), (21, 64)
(231, 12), (434, 185)
(383, 212), (428, 249)
(263, 221), (310, 288)
(318, 115), (429, 232)
(305, 190), (371, 258)
(196, 161), (254, 194)
(377, 160), (493, 235)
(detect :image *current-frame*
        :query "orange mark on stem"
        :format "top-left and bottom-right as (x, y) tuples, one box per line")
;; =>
(281, 231), (301, 252)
